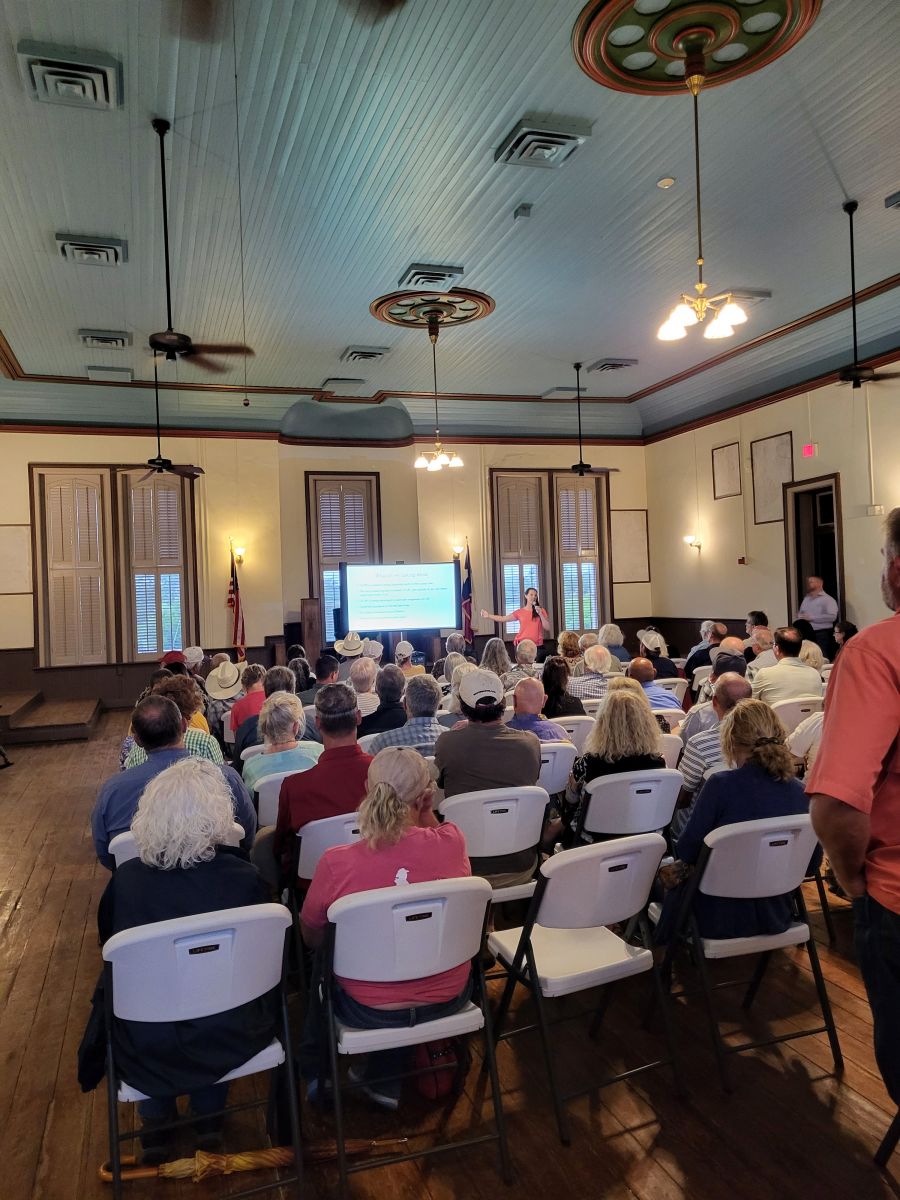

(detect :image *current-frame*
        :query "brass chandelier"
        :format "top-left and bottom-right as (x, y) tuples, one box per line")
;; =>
(657, 46), (747, 343)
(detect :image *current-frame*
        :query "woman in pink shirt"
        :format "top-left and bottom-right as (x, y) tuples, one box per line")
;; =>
(481, 586), (551, 647)
(300, 748), (471, 1109)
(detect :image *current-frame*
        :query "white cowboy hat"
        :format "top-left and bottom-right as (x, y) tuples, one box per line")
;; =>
(333, 631), (364, 657)
(205, 660), (242, 700)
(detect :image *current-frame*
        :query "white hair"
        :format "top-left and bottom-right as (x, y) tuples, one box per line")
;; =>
(515, 639), (537, 665)
(349, 656), (377, 693)
(597, 623), (624, 648)
(131, 758), (235, 870)
(448, 662), (478, 713)
(700, 619), (716, 638)
(258, 689), (305, 744)
(584, 644), (612, 673)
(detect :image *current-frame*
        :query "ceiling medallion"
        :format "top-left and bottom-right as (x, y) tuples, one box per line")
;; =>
(573, 1), (822, 95)
(369, 287), (495, 328)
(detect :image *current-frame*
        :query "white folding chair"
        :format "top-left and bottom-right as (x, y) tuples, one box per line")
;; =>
(692, 665), (713, 690)
(771, 695), (824, 734)
(660, 813), (842, 1092)
(658, 733), (683, 769)
(439, 786), (550, 902)
(321, 878), (511, 1194)
(552, 715), (594, 753)
(487, 834), (681, 1144)
(671, 658), (687, 669)
(577, 768), (682, 841)
(657, 678), (689, 704)
(256, 771), (298, 827)
(502, 705), (515, 724)
(102, 904), (301, 1199)
(109, 823), (245, 867)
(296, 812), (362, 881)
(241, 743), (265, 762)
(582, 697), (603, 715)
(356, 732), (381, 753)
(653, 707), (684, 731)
(537, 741), (578, 795)
(223, 711), (235, 746)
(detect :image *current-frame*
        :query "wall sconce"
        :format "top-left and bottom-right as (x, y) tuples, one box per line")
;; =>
(233, 544), (246, 565)
(683, 535), (702, 551)
(452, 544), (465, 558)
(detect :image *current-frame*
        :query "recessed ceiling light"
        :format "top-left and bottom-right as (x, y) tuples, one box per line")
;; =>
(657, 176), (676, 189)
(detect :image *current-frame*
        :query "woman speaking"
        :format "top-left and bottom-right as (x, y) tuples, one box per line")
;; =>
(481, 586), (551, 647)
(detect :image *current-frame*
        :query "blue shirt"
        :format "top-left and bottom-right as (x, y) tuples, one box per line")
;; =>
(242, 743), (323, 792)
(641, 682), (683, 710)
(507, 713), (570, 743)
(91, 748), (257, 869)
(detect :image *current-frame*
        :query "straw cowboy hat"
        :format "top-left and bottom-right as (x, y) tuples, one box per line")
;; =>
(205, 660), (243, 700)
(333, 631), (364, 657)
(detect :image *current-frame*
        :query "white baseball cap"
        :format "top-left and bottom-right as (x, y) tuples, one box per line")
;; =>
(459, 668), (505, 707)
(396, 640), (415, 658)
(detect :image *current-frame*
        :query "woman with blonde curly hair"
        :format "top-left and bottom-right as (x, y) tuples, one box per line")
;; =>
(799, 639), (825, 673)
(300, 747), (471, 1109)
(557, 629), (582, 673)
(658, 699), (812, 942)
(95, 758), (272, 1161)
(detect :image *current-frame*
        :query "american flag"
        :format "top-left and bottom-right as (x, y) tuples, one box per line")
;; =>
(227, 544), (246, 660)
(461, 541), (474, 645)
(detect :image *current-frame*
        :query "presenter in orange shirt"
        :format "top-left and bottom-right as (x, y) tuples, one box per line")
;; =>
(481, 587), (551, 650)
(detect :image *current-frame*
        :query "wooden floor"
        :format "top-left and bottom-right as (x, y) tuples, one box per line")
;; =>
(1, 711), (898, 1200)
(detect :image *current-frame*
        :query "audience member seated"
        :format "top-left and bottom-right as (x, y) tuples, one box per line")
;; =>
(122, 667), (173, 765)
(598, 624), (632, 669)
(395, 639), (425, 677)
(743, 610), (770, 661)
(359, 664), (408, 736)
(657, 699), (812, 942)
(695, 637), (749, 702)
(557, 629), (583, 674)
(541, 655), (587, 719)
(288, 655), (312, 694)
(791, 617), (816, 644)
(299, 748), (471, 1109)
(480, 636), (512, 680)
(367, 674), (444, 755)
(124, 676), (224, 769)
(833, 620), (858, 657)
(233, 665), (297, 764)
(637, 629), (679, 679)
(432, 631), (468, 679)
(440, 662), (479, 725)
(183, 645), (207, 690)
(441, 652), (466, 694)
(751, 627), (824, 704)
(572, 632), (599, 676)
(567, 644), (612, 701)
(433, 670), (541, 887)
(628, 657), (684, 710)
(686, 619), (716, 659)
(684, 622), (728, 688)
(362, 637), (384, 663)
(242, 690), (323, 793)
(501, 639), (540, 690)
(204, 660), (243, 745)
(563, 688), (666, 842)
(93, 696), (256, 868)
(228, 663), (266, 732)
(299, 654), (339, 704)
(747, 627), (776, 675)
(799, 639), (826, 672)
(787, 709), (825, 774)
(287, 643), (306, 660)
(92, 757), (274, 1162)
(679, 650), (749, 740)
(507, 677), (571, 742)
(333, 631), (364, 680)
(671, 674), (752, 838)
(268, 683), (373, 884)
(349, 656), (379, 716)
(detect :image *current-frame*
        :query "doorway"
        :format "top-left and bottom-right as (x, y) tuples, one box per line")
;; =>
(783, 473), (845, 624)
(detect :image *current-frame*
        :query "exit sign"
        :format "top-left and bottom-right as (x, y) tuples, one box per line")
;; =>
(802, 442), (818, 458)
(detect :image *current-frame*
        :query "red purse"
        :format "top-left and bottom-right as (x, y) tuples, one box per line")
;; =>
(414, 1039), (461, 1100)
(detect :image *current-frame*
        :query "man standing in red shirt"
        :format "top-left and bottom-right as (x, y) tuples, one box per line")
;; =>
(481, 586), (551, 650)
(809, 508), (900, 1114)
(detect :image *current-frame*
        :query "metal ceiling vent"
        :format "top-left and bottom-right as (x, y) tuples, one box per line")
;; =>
(398, 263), (464, 289)
(87, 366), (132, 382)
(17, 41), (122, 109)
(79, 328), (132, 349)
(495, 116), (591, 169)
(56, 234), (127, 266)
(321, 377), (367, 394)
(587, 357), (638, 372)
(541, 386), (580, 400)
(340, 346), (390, 363)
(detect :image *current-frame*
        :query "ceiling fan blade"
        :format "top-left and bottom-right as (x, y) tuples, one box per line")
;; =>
(873, 371), (900, 381)
(189, 343), (254, 357)
(137, 468), (158, 483)
(169, 464), (205, 479)
(181, 353), (230, 374)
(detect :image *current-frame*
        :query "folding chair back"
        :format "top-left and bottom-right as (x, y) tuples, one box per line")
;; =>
(657, 678), (689, 704)
(654, 707), (683, 730)
(692, 665), (713, 689)
(552, 715), (594, 753)
(256, 771), (297, 826)
(108, 823), (244, 868)
(439, 786), (549, 859)
(582, 698), (603, 715)
(658, 733), (683, 768)
(537, 833), (666, 928)
(502, 706), (515, 724)
(297, 811), (362, 879)
(771, 696), (824, 734)
(356, 732), (381, 753)
(538, 741), (578, 793)
(241, 743), (265, 762)
(102, 903), (290, 1022)
(328, 877), (491, 982)
(699, 814), (818, 899)
(582, 768), (682, 837)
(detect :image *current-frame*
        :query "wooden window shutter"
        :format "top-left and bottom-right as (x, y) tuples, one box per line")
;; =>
(554, 475), (602, 633)
(43, 473), (108, 666)
(125, 474), (186, 659)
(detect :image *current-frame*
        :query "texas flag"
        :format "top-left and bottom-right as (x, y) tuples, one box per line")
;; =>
(461, 542), (474, 645)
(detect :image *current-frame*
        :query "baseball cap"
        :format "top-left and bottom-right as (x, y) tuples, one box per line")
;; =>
(183, 645), (204, 667)
(637, 630), (668, 655)
(396, 640), (415, 658)
(459, 668), (505, 708)
(711, 652), (747, 678)
(160, 650), (187, 666)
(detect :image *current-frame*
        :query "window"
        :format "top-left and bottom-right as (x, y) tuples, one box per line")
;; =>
(31, 465), (197, 666)
(492, 473), (548, 634)
(555, 475), (602, 633)
(306, 473), (380, 643)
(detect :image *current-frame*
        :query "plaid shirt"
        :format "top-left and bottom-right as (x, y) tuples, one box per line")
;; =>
(566, 671), (608, 701)
(367, 716), (445, 755)
(125, 726), (225, 770)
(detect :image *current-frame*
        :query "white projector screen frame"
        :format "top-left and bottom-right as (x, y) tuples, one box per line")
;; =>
(339, 561), (462, 633)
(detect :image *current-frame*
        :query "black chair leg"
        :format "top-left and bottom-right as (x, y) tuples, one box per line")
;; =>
(588, 983), (614, 1040)
(105, 1041), (123, 1200)
(875, 1110), (900, 1169)
(805, 932), (844, 1071)
(741, 951), (771, 1011)
(814, 869), (837, 944)
(527, 947), (571, 1145)
(652, 963), (687, 1100)
(692, 933), (733, 1093)
(279, 988), (304, 1196)
(476, 964), (514, 1184)
(326, 999), (349, 1200)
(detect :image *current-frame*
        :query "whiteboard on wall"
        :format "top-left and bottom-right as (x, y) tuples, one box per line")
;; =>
(610, 509), (650, 584)
(0, 525), (32, 594)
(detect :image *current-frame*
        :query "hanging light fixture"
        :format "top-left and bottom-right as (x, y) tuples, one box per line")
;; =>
(413, 314), (464, 471)
(657, 44), (747, 343)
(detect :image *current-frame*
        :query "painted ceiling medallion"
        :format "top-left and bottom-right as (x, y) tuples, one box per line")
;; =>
(573, 0), (821, 95)
(369, 287), (495, 328)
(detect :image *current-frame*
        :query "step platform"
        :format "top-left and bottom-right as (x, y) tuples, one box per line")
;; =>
(0, 692), (101, 744)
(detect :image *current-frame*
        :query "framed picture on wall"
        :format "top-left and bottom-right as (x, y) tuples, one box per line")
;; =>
(750, 431), (794, 524)
(610, 509), (650, 584)
(711, 442), (741, 500)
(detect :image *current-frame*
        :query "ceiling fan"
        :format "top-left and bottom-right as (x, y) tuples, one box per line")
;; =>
(837, 199), (900, 389)
(138, 356), (205, 482)
(570, 362), (602, 477)
(148, 118), (253, 373)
